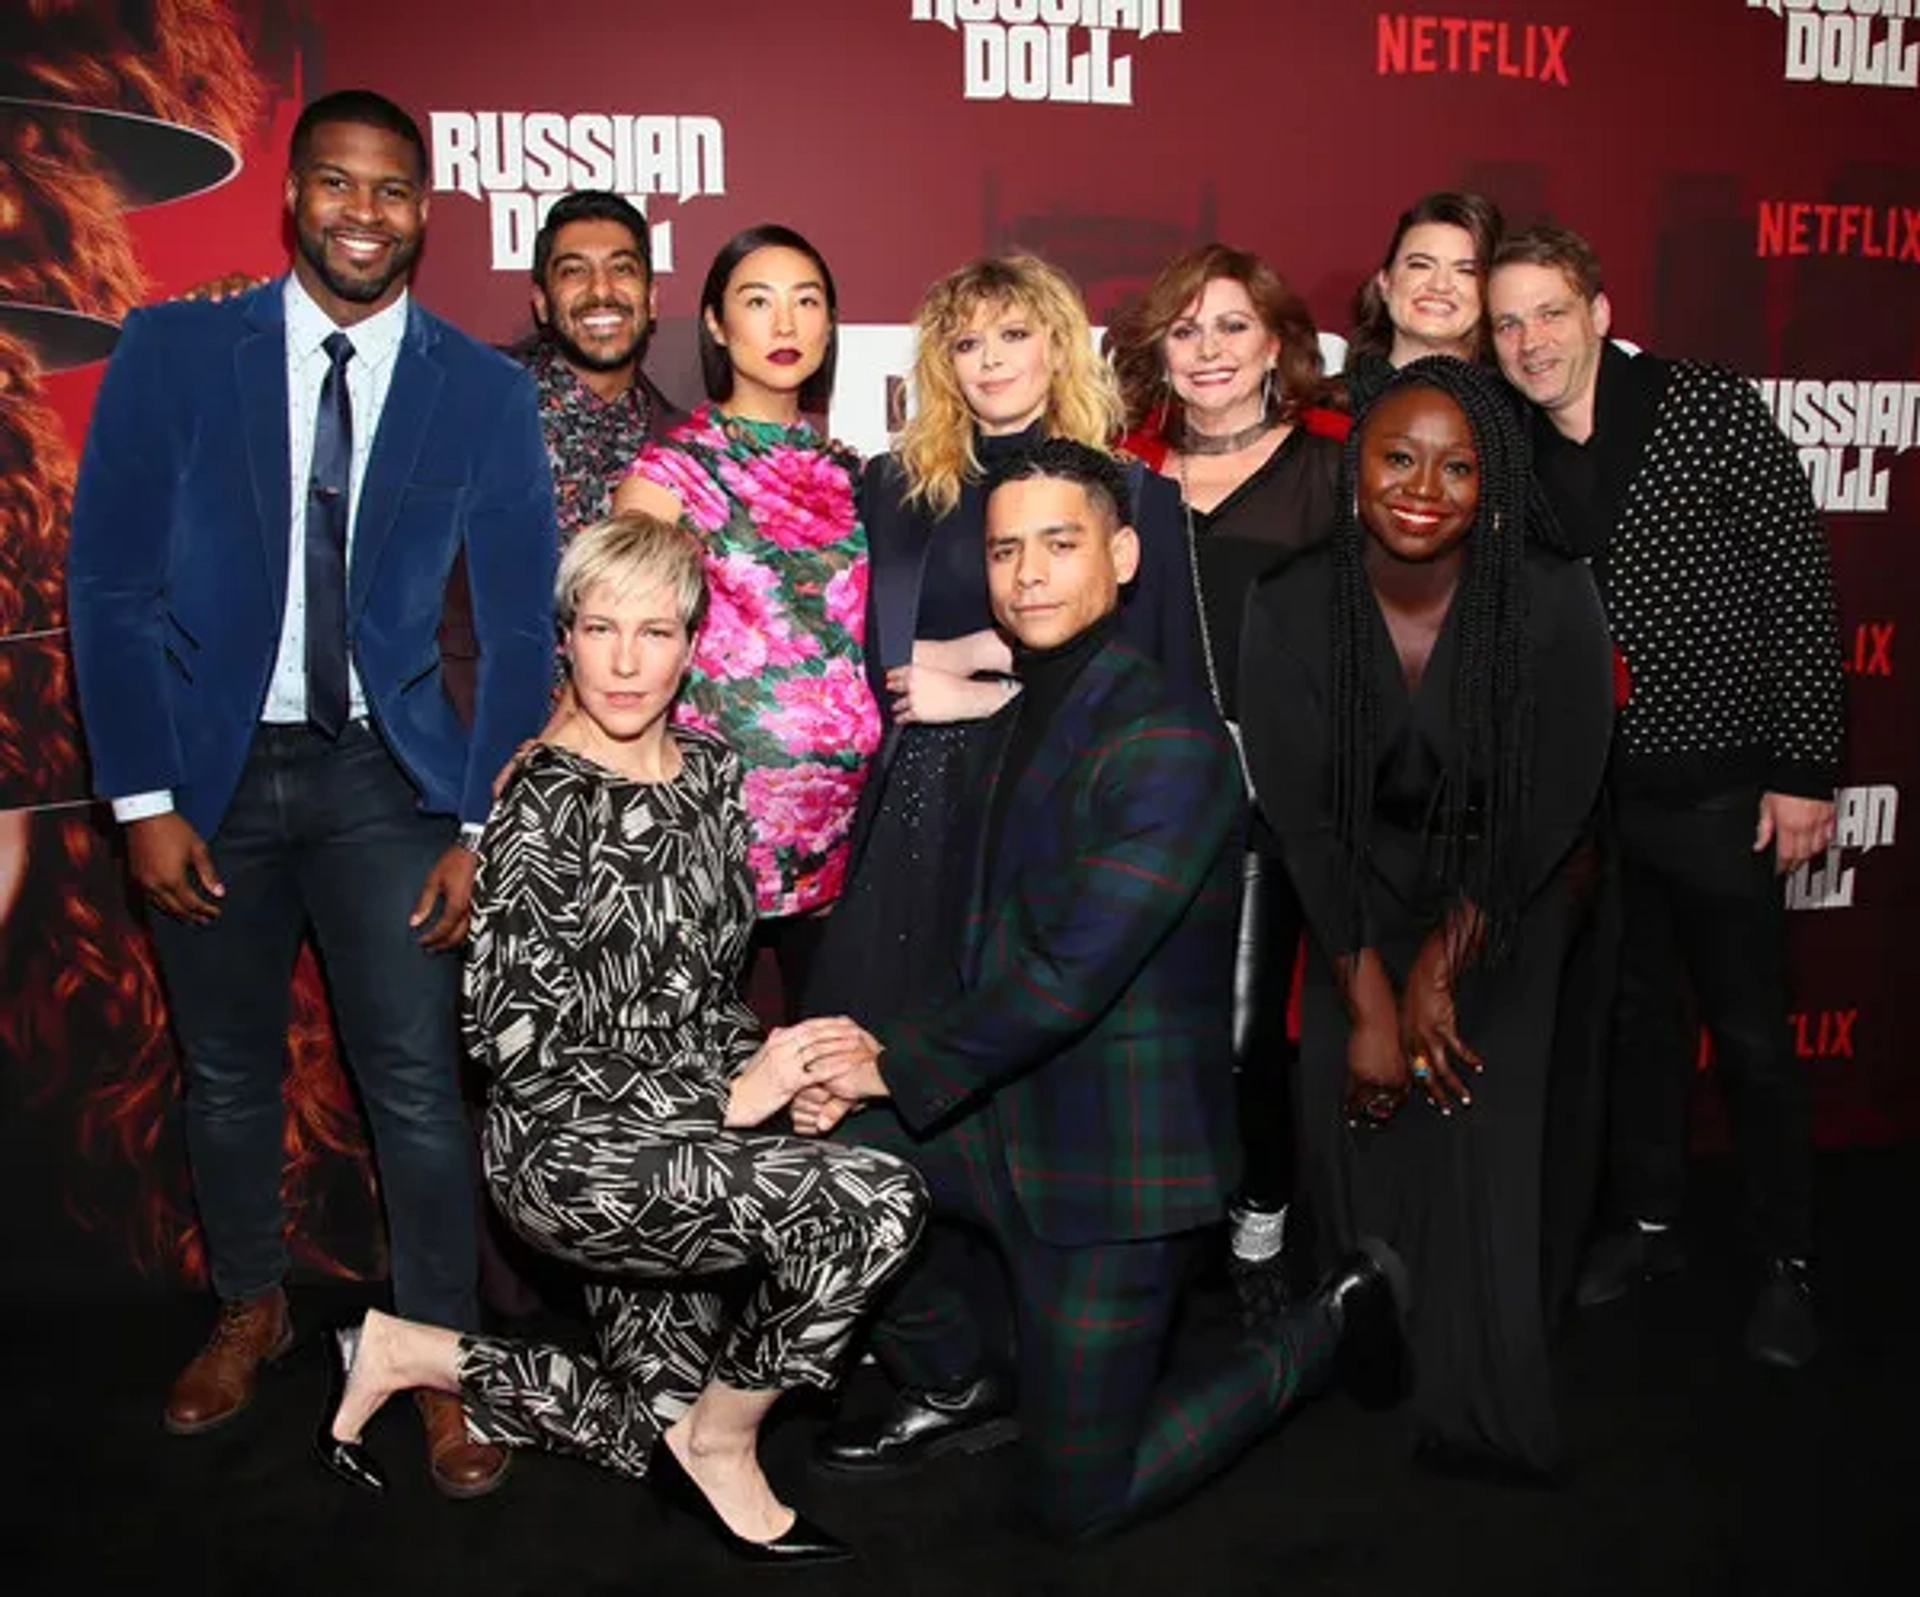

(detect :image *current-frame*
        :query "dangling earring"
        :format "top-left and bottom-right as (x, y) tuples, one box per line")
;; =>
(1262, 364), (1276, 421)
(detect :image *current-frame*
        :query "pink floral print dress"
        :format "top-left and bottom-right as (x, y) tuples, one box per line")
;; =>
(627, 405), (880, 917)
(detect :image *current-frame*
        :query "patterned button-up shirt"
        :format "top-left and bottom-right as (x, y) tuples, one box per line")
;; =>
(514, 339), (684, 542)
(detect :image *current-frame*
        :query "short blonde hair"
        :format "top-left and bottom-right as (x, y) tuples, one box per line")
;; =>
(556, 512), (708, 631)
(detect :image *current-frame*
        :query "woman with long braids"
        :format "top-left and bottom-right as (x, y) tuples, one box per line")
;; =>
(803, 254), (1202, 1023)
(1239, 357), (1613, 1478)
(1105, 245), (1345, 1324)
(1344, 191), (1506, 414)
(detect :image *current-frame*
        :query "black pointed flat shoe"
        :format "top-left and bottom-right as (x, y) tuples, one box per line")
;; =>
(650, 1435), (852, 1565)
(314, 1324), (387, 1494)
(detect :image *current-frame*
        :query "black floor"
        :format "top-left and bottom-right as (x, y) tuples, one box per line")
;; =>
(10, 1148), (1917, 1597)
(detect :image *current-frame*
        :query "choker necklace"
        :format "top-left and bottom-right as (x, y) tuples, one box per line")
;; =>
(1181, 414), (1278, 456)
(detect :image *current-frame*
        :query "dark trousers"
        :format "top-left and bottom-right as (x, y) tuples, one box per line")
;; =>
(1606, 787), (1813, 1258)
(749, 912), (829, 1026)
(842, 1108), (1339, 1542)
(148, 722), (478, 1328)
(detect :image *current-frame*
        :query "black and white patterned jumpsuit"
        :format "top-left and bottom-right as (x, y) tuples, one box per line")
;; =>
(454, 736), (926, 1477)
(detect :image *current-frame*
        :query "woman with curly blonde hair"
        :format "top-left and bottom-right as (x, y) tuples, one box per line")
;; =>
(803, 254), (1203, 1023)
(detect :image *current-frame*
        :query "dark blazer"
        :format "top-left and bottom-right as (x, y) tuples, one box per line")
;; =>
(67, 280), (557, 834)
(877, 636), (1245, 1246)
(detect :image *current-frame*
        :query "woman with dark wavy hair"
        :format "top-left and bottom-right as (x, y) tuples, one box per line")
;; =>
(1240, 356), (1613, 1479)
(1344, 191), (1505, 413)
(1105, 243), (1345, 1324)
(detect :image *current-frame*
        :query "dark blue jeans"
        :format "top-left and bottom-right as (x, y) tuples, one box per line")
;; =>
(149, 722), (478, 1328)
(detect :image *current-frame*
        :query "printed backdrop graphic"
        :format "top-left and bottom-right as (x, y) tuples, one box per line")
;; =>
(0, 0), (1914, 1294)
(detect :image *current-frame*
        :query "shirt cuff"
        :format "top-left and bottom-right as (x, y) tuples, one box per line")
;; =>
(111, 791), (175, 823)
(458, 821), (486, 851)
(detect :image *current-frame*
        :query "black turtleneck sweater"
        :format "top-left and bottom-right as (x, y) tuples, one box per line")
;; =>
(984, 612), (1116, 867)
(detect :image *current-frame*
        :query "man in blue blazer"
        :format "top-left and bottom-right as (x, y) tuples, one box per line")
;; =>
(796, 439), (1405, 1540)
(66, 90), (555, 1496)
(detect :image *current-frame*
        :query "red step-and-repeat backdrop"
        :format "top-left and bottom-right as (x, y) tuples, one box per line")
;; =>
(1, 0), (1915, 1293)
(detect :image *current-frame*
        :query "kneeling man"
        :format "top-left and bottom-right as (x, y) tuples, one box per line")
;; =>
(793, 439), (1404, 1541)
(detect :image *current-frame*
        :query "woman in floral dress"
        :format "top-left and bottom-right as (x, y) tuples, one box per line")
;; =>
(613, 224), (878, 1015)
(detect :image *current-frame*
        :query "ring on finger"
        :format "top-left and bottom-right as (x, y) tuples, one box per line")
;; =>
(1411, 1053), (1432, 1081)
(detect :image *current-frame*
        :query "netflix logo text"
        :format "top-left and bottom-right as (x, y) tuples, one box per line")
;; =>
(1375, 13), (1571, 84)
(1755, 201), (1920, 263)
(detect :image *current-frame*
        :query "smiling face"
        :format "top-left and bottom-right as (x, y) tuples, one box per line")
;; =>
(985, 474), (1139, 651)
(534, 216), (656, 379)
(286, 119), (426, 324)
(564, 578), (694, 752)
(1357, 385), (1481, 564)
(705, 244), (832, 415)
(951, 299), (1056, 435)
(1162, 275), (1280, 430)
(1488, 261), (1611, 439)
(1378, 221), (1482, 362)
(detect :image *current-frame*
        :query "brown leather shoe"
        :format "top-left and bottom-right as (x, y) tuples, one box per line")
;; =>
(416, 1390), (509, 1499)
(163, 1288), (294, 1435)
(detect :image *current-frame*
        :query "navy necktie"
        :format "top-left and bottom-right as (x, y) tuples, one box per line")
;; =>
(306, 331), (355, 737)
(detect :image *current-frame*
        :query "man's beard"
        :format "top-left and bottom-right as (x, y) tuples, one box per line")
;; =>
(541, 303), (650, 375)
(295, 220), (419, 306)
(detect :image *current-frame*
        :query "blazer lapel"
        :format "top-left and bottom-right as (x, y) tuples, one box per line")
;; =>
(349, 303), (442, 619)
(236, 287), (292, 619)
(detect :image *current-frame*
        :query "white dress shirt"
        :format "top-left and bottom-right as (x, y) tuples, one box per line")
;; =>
(113, 277), (411, 825)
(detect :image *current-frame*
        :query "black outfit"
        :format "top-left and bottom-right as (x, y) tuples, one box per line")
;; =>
(1530, 347), (1844, 1261)
(457, 739), (927, 1476)
(1241, 543), (1614, 1471)
(1185, 429), (1341, 1212)
(804, 425), (1208, 1026)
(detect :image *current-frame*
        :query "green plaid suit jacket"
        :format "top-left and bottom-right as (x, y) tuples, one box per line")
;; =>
(877, 637), (1245, 1246)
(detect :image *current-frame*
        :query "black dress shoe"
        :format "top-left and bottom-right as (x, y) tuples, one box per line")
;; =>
(812, 1370), (1018, 1479)
(1574, 1223), (1686, 1309)
(1323, 1237), (1412, 1410)
(1745, 1257), (1818, 1369)
(650, 1436), (852, 1565)
(314, 1324), (387, 1494)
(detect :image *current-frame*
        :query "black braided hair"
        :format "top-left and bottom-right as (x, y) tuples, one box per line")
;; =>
(1329, 354), (1540, 964)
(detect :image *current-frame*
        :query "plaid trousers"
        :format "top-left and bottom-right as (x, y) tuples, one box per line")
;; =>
(843, 1106), (1342, 1541)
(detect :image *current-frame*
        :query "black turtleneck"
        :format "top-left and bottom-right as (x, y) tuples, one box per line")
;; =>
(918, 423), (1046, 640)
(984, 610), (1116, 867)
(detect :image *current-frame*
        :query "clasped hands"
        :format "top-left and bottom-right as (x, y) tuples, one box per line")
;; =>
(1343, 936), (1482, 1133)
(726, 1016), (889, 1131)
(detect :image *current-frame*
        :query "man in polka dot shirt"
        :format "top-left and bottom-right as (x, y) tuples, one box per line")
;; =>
(1489, 223), (1844, 1373)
